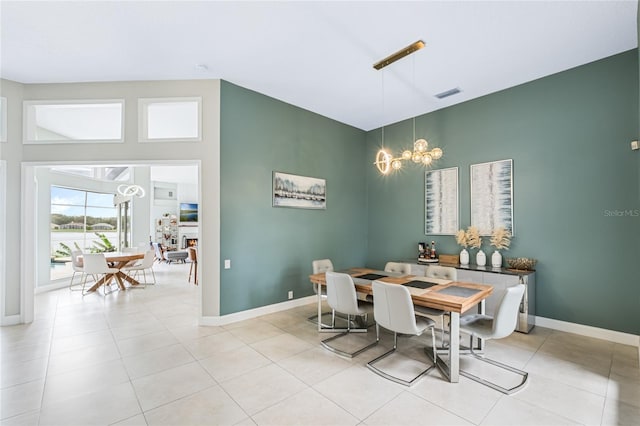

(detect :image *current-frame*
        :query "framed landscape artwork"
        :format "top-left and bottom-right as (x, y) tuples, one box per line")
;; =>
(272, 171), (326, 209)
(425, 167), (459, 235)
(470, 159), (514, 235)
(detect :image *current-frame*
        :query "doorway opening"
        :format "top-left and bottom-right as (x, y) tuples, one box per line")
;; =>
(21, 160), (202, 322)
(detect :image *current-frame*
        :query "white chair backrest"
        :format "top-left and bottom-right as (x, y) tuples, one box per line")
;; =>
(82, 253), (113, 274)
(491, 284), (525, 339)
(425, 265), (457, 280)
(325, 271), (360, 316)
(71, 250), (83, 268)
(141, 249), (155, 268)
(372, 281), (419, 335)
(384, 262), (411, 275)
(312, 259), (334, 274)
(153, 243), (164, 260)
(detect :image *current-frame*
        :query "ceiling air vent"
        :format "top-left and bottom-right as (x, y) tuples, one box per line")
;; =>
(435, 87), (461, 99)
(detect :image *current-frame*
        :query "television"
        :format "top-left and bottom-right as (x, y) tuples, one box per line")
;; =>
(179, 202), (198, 225)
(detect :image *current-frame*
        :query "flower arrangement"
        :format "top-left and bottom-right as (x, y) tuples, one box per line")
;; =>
(455, 226), (482, 249)
(455, 229), (468, 248)
(490, 227), (511, 250)
(465, 226), (482, 249)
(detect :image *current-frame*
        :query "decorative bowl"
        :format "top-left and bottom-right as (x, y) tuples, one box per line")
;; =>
(505, 257), (537, 271)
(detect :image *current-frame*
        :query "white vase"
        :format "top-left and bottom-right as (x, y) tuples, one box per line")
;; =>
(460, 248), (469, 265)
(491, 250), (502, 268)
(476, 249), (486, 266)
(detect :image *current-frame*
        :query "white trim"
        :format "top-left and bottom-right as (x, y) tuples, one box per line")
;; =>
(20, 165), (36, 324)
(199, 296), (317, 326)
(20, 159), (203, 326)
(0, 97), (7, 142)
(0, 161), (6, 323)
(1, 314), (21, 326)
(23, 99), (125, 144)
(138, 97), (202, 143)
(35, 281), (69, 294)
(536, 315), (639, 347)
(203, 309), (639, 347)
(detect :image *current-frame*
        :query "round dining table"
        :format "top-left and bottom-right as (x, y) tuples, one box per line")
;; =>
(84, 252), (145, 293)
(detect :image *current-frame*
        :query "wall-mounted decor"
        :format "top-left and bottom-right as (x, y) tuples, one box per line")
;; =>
(272, 171), (326, 209)
(471, 159), (514, 235)
(425, 167), (459, 235)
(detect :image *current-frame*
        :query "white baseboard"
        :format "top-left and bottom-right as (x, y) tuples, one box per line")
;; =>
(536, 316), (639, 347)
(1, 314), (21, 326)
(201, 306), (639, 349)
(34, 281), (70, 294)
(200, 295), (317, 326)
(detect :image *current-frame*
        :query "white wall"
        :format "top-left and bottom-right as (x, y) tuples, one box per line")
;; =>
(4, 78), (220, 323)
(131, 166), (152, 248)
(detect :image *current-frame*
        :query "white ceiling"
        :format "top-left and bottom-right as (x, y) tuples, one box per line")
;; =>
(1, 1), (637, 131)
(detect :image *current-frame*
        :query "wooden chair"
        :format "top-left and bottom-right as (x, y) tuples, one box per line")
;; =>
(187, 246), (198, 285)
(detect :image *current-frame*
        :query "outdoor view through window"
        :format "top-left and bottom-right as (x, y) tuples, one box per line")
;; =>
(50, 186), (117, 280)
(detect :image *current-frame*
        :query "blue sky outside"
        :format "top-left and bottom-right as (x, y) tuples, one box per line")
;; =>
(51, 186), (116, 217)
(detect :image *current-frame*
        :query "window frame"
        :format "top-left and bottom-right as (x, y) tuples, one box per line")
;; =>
(23, 99), (125, 145)
(138, 97), (202, 143)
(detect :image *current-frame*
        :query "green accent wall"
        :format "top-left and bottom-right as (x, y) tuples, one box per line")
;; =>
(219, 81), (367, 315)
(366, 50), (639, 334)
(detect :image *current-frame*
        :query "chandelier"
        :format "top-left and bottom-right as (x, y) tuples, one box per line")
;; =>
(117, 184), (146, 198)
(374, 133), (443, 175)
(372, 40), (443, 175)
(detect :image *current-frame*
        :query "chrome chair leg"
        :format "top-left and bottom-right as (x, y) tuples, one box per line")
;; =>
(321, 313), (377, 358)
(459, 337), (528, 394)
(367, 325), (436, 386)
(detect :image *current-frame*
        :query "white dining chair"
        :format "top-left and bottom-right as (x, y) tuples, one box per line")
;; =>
(384, 262), (412, 275)
(309, 259), (333, 328)
(321, 271), (377, 358)
(459, 284), (528, 394)
(414, 265), (457, 347)
(69, 249), (87, 291)
(81, 253), (120, 296)
(122, 249), (156, 286)
(367, 280), (437, 386)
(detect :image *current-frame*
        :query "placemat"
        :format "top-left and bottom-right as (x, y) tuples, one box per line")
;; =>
(437, 286), (482, 298)
(402, 280), (438, 289)
(354, 273), (388, 281)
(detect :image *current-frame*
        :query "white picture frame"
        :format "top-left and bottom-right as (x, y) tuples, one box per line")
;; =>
(272, 171), (326, 210)
(425, 167), (459, 235)
(470, 159), (514, 236)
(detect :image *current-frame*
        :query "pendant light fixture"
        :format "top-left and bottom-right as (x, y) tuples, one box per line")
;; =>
(372, 40), (443, 175)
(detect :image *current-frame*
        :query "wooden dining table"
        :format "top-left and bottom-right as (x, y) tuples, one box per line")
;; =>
(85, 252), (145, 293)
(309, 267), (494, 383)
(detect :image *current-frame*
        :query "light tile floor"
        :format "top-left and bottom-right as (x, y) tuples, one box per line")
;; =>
(1, 263), (639, 425)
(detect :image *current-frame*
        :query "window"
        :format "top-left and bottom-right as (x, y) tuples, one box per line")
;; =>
(24, 100), (124, 144)
(50, 186), (117, 281)
(139, 97), (201, 142)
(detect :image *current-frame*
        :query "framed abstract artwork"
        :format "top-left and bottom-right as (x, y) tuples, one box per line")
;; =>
(425, 167), (459, 235)
(470, 159), (514, 235)
(272, 171), (326, 209)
